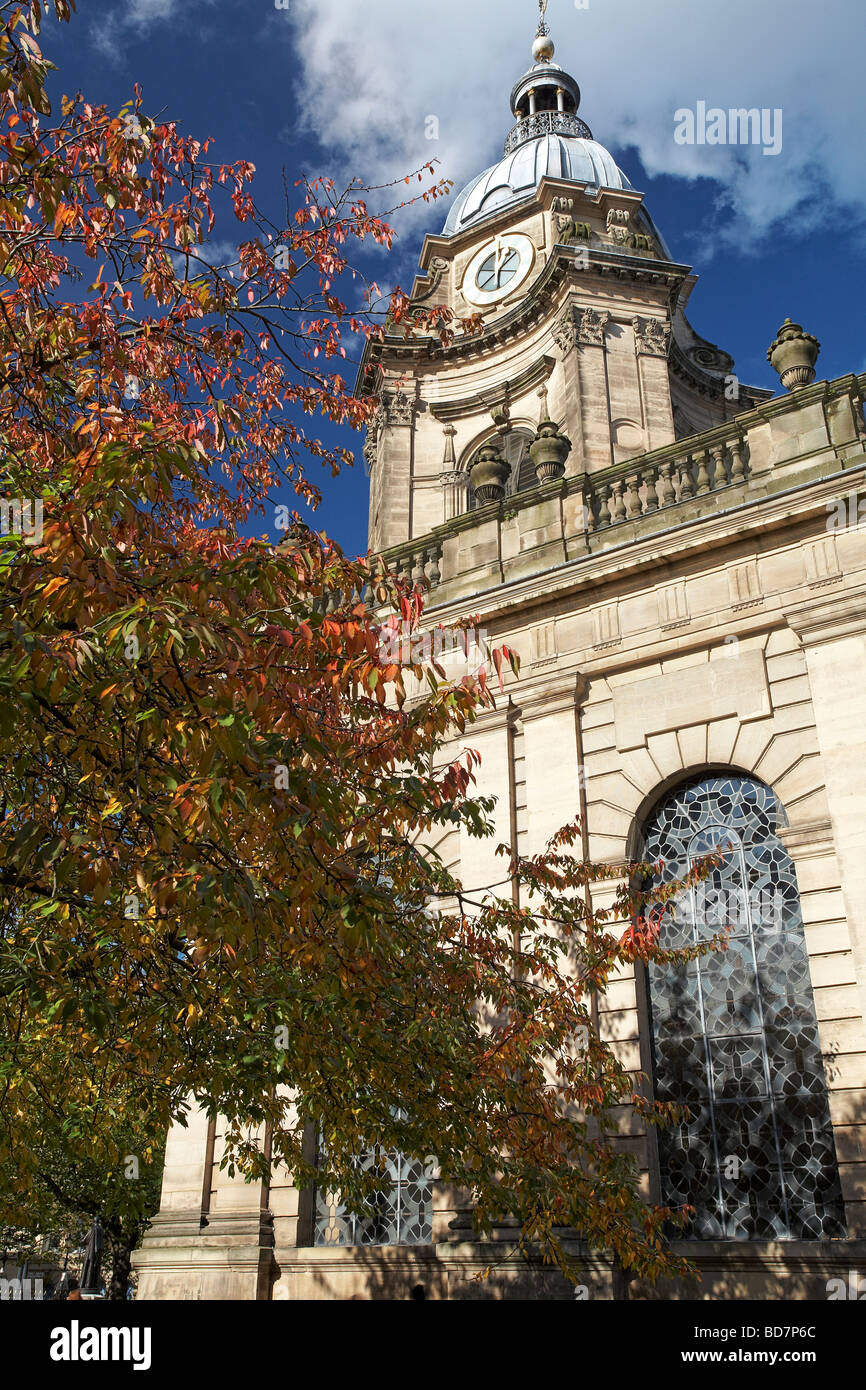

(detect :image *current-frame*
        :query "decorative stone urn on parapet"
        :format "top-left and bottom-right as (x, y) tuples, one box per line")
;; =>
(529, 418), (572, 482)
(767, 318), (821, 392)
(469, 441), (511, 503)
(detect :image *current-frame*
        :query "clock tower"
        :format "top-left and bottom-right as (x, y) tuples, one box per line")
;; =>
(361, 21), (770, 570)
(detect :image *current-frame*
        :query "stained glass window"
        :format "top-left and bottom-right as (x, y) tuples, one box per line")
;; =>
(313, 1147), (433, 1248)
(642, 773), (845, 1240)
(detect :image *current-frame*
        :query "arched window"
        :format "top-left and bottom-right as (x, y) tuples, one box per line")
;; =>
(467, 429), (536, 509)
(502, 430), (537, 496)
(642, 773), (845, 1240)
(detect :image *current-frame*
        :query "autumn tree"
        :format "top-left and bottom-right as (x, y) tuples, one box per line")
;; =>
(0, 1045), (165, 1302)
(0, 1), (723, 1295)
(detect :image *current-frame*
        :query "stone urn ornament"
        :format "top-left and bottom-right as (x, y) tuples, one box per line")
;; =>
(767, 318), (820, 392)
(529, 417), (572, 482)
(469, 441), (511, 503)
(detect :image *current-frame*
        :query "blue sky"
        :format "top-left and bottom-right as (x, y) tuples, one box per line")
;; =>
(42, 0), (866, 558)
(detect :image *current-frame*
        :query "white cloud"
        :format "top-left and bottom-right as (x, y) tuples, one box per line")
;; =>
(169, 239), (238, 278)
(89, 0), (865, 265)
(93, 0), (211, 61)
(277, 0), (865, 259)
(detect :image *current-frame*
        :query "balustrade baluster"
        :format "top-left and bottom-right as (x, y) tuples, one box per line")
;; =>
(624, 473), (642, 519)
(659, 461), (676, 507)
(728, 437), (746, 483)
(596, 482), (613, 528)
(695, 449), (711, 495)
(710, 444), (727, 490)
(611, 479), (626, 523)
(679, 456), (695, 500)
(643, 464), (659, 511)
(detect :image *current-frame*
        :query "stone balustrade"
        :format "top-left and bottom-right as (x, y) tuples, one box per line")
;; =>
(586, 432), (749, 531)
(378, 373), (866, 602)
(384, 542), (443, 591)
(381, 429), (751, 596)
(312, 582), (369, 616)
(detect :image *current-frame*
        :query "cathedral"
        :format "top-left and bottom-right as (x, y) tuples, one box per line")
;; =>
(135, 15), (866, 1300)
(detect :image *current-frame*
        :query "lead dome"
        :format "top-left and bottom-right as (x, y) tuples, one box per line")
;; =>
(443, 35), (630, 236)
(443, 133), (631, 236)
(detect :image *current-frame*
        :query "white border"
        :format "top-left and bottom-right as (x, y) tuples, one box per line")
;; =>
(461, 233), (535, 307)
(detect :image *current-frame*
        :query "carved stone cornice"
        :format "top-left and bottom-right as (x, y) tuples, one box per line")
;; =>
(429, 356), (556, 425)
(669, 339), (725, 399)
(786, 589), (866, 647)
(669, 336), (772, 406)
(399, 448), (866, 644)
(355, 244), (692, 392)
(410, 255), (448, 306)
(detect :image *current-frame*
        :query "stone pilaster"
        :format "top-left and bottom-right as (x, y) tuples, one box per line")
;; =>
(134, 1110), (274, 1300)
(520, 673), (583, 853)
(552, 304), (587, 476)
(574, 307), (612, 473)
(371, 385), (417, 551)
(787, 592), (866, 1043)
(633, 315), (676, 452)
(457, 702), (513, 900)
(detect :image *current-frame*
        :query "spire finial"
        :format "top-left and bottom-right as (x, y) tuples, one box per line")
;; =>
(532, 0), (555, 63)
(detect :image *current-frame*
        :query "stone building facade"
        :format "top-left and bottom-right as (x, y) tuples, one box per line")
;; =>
(135, 25), (866, 1300)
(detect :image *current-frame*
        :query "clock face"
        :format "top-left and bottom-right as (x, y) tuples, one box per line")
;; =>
(477, 245), (521, 292)
(462, 233), (535, 306)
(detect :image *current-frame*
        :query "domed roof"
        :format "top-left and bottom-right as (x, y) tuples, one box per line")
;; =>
(443, 130), (631, 236)
(442, 23), (630, 238)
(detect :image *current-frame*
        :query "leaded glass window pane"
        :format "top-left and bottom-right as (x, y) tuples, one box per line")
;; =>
(314, 1147), (433, 1248)
(643, 773), (845, 1240)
